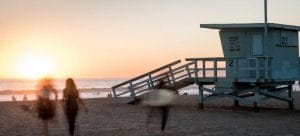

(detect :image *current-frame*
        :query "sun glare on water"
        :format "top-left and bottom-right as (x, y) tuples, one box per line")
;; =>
(17, 54), (55, 79)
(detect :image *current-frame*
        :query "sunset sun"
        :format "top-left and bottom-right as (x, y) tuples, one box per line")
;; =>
(17, 54), (55, 79)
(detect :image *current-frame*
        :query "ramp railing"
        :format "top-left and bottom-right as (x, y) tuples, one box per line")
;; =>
(186, 56), (272, 82)
(186, 57), (227, 81)
(111, 60), (196, 98)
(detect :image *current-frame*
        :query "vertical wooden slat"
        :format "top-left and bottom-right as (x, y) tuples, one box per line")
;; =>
(202, 60), (206, 78)
(148, 74), (154, 87)
(186, 65), (191, 78)
(194, 60), (198, 83)
(198, 85), (204, 109)
(146, 80), (151, 89)
(169, 66), (175, 83)
(166, 73), (171, 85)
(214, 59), (217, 80)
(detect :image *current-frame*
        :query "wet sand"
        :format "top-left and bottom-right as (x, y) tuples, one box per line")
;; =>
(0, 92), (300, 136)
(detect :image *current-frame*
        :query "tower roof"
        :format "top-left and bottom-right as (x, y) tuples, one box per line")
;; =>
(200, 23), (300, 31)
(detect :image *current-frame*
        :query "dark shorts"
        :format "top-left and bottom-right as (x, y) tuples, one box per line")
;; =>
(37, 98), (55, 120)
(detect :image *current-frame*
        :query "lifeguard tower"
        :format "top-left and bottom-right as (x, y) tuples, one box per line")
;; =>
(111, 1), (300, 111)
(196, 23), (300, 110)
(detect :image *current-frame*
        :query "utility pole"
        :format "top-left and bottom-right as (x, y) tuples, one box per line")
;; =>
(264, 0), (268, 47)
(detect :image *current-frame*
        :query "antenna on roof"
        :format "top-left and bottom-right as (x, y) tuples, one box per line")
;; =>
(264, 0), (268, 47)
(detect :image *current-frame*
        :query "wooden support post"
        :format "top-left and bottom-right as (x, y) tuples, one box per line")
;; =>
(198, 85), (204, 109)
(234, 100), (239, 107)
(288, 85), (294, 110)
(112, 88), (117, 98)
(233, 87), (239, 107)
(254, 102), (259, 112)
(254, 88), (260, 112)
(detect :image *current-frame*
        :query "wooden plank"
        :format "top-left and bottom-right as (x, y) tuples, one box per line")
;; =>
(186, 57), (225, 61)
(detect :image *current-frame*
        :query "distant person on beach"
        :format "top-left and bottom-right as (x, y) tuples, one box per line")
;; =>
(144, 76), (174, 132)
(12, 95), (17, 101)
(107, 91), (112, 98)
(62, 78), (88, 136)
(36, 78), (58, 136)
(20, 94), (29, 112)
(23, 94), (28, 101)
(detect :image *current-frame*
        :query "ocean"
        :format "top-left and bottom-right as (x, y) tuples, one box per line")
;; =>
(0, 78), (125, 91)
(0, 78), (299, 102)
(0, 78), (125, 101)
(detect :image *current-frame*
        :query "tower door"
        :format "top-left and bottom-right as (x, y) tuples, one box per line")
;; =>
(250, 34), (265, 78)
(251, 34), (264, 56)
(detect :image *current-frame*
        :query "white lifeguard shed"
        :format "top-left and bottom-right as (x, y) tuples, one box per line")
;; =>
(201, 23), (300, 82)
(192, 23), (300, 111)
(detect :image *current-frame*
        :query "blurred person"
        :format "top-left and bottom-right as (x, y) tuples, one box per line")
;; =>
(107, 91), (112, 98)
(36, 78), (58, 136)
(23, 94), (28, 101)
(12, 95), (17, 101)
(20, 94), (29, 111)
(62, 78), (88, 136)
(144, 76), (174, 132)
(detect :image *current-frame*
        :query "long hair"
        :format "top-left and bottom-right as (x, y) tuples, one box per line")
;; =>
(65, 78), (77, 91)
(63, 78), (79, 100)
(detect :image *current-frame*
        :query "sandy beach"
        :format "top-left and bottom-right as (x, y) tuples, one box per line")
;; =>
(0, 92), (300, 136)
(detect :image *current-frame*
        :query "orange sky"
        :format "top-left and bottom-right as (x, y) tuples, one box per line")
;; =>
(0, 0), (299, 79)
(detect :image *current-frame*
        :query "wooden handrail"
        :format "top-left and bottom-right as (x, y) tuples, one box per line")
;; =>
(112, 59), (181, 89)
(112, 60), (194, 97)
(186, 57), (225, 61)
(186, 56), (271, 61)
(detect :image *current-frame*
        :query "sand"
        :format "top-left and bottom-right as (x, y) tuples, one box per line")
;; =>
(0, 92), (300, 136)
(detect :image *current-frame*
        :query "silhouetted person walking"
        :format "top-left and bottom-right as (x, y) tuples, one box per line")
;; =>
(63, 78), (87, 136)
(36, 78), (58, 136)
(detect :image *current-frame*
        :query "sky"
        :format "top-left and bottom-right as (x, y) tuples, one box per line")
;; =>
(0, 0), (299, 79)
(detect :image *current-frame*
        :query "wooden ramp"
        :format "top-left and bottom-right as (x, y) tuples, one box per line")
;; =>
(111, 60), (194, 103)
(111, 59), (225, 104)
